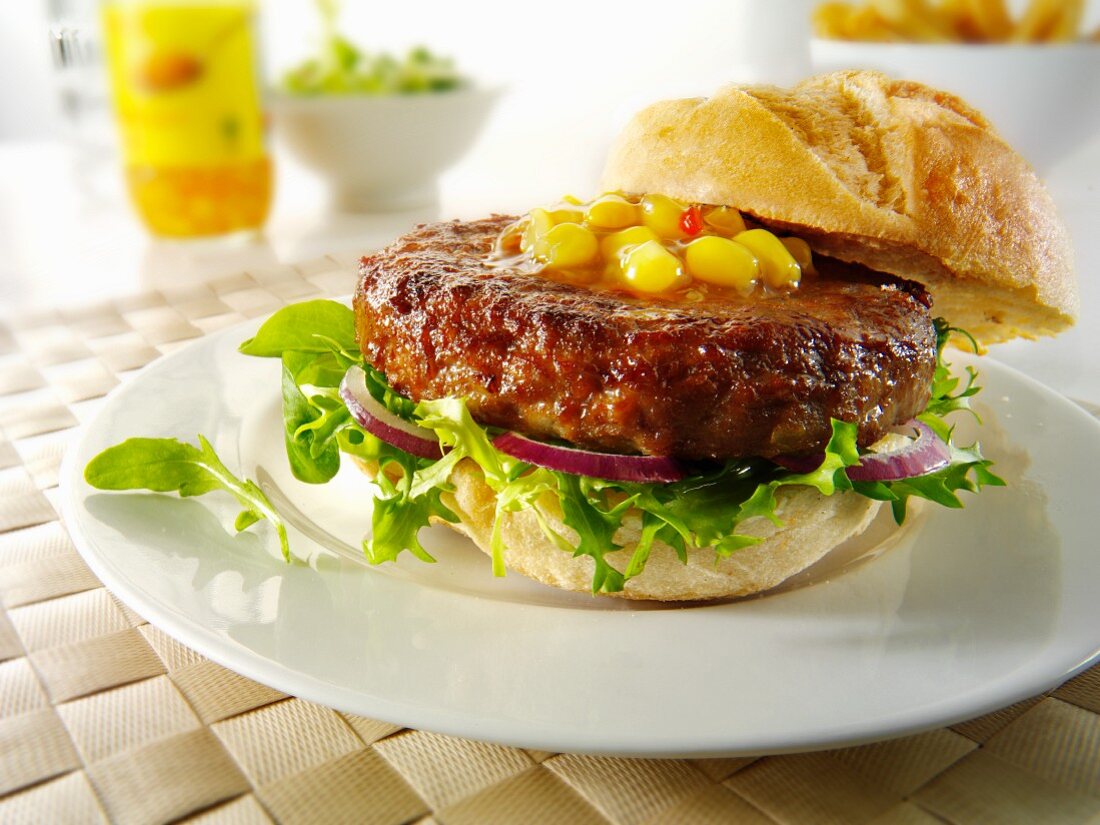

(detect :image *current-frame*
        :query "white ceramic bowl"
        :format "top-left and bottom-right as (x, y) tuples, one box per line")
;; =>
(811, 40), (1100, 171)
(271, 86), (499, 211)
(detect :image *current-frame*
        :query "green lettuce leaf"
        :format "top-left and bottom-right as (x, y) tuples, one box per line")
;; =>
(281, 352), (344, 483)
(244, 302), (366, 484)
(337, 424), (459, 564)
(919, 318), (984, 442)
(239, 299), (357, 357)
(84, 435), (290, 560)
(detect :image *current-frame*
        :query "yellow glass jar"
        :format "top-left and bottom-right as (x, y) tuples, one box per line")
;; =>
(102, 0), (271, 238)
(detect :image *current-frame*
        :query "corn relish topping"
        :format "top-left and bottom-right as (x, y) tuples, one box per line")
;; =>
(493, 193), (814, 298)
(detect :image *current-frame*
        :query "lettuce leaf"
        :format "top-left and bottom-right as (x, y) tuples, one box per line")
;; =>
(239, 299), (358, 356)
(337, 424), (459, 564)
(246, 301), (363, 484)
(84, 435), (290, 560)
(281, 351), (345, 483)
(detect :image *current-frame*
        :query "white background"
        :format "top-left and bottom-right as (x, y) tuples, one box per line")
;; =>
(0, 0), (1097, 407)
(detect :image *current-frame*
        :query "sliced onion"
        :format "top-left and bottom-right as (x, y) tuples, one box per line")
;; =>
(339, 365), (443, 459)
(493, 431), (687, 483)
(773, 419), (950, 482)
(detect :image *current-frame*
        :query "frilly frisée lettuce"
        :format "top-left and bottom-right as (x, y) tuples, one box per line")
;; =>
(84, 300), (1003, 595)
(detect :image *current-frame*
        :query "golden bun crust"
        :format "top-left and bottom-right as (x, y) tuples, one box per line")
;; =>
(601, 71), (1078, 344)
(357, 458), (880, 602)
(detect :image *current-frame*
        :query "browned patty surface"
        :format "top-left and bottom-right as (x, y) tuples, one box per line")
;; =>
(354, 217), (937, 460)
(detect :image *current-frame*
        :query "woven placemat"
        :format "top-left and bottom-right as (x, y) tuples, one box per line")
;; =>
(1, 256), (1098, 825)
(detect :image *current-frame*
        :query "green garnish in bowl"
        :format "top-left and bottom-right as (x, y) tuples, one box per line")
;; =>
(281, 1), (464, 95)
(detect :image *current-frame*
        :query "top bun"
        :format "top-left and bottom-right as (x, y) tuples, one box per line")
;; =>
(601, 71), (1077, 344)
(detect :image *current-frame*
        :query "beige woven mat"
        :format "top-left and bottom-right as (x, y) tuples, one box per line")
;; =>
(1, 256), (1099, 825)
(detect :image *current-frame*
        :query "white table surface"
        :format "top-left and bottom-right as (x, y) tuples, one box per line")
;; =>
(0, 129), (1096, 407)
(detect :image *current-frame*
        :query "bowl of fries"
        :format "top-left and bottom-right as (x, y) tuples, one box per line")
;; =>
(811, 0), (1100, 169)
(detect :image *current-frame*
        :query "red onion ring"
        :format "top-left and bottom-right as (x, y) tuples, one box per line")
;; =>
(339, 365), (443, 459)
(773, 419), (950, 482)
(344, 364), (945, 486)
(492, 431), (687, 483)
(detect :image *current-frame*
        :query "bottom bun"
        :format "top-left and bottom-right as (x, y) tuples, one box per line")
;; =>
(359, 457), (882, 601)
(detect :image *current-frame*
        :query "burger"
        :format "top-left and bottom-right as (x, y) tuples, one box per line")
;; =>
(92, 71), (1078, 601)
(249, 71), (1079, 600)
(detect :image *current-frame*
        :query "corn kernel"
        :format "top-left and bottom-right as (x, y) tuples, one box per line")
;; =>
(561, 194), (583, 205)
(600, 225), (660, 261)
(536, 222), (599, 269)
(703, 206), (747, 236)
(780, 236), (815, 275)
(550, 206), (585, 224)
(520, 207), (554, 254)
(684, 236), (759, 290)
(620, 240), (685, 293)
(733, 229), (801, 288)
(585, 194), (640, 230)
(641, 193), (689, 239)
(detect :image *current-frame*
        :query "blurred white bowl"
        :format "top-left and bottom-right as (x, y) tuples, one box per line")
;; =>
(811, 40), (1100, 171)
(271, 86), (499, 212)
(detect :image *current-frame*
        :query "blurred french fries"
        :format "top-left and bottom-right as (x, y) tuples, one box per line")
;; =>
(962, 0), (1013, 41)
(1046, 0), (1085, 41)
(1013, 0), (1065, 41)
(813, 0), (1096, 43)
(871, 0), (954, 40)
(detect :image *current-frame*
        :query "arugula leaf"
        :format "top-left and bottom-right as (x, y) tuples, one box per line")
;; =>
(296, 393), (350, 461)
(84, 436), (290, 560)
(239, 300), (357, 357)
(240, 302), (427, 488)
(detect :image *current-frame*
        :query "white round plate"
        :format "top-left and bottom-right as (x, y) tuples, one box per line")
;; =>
(61, 316), (1100, 757)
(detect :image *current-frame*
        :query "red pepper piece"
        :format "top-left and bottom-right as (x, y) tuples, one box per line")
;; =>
(679, 204), (703, 237)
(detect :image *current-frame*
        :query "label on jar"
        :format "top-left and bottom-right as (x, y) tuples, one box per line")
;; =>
(103, 1), (266, 168)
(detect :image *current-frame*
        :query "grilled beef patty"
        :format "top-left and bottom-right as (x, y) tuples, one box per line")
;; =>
(354, 216), (937, 460)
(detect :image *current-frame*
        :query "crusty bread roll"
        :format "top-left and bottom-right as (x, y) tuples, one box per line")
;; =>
(601, 71), (1078, 344)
